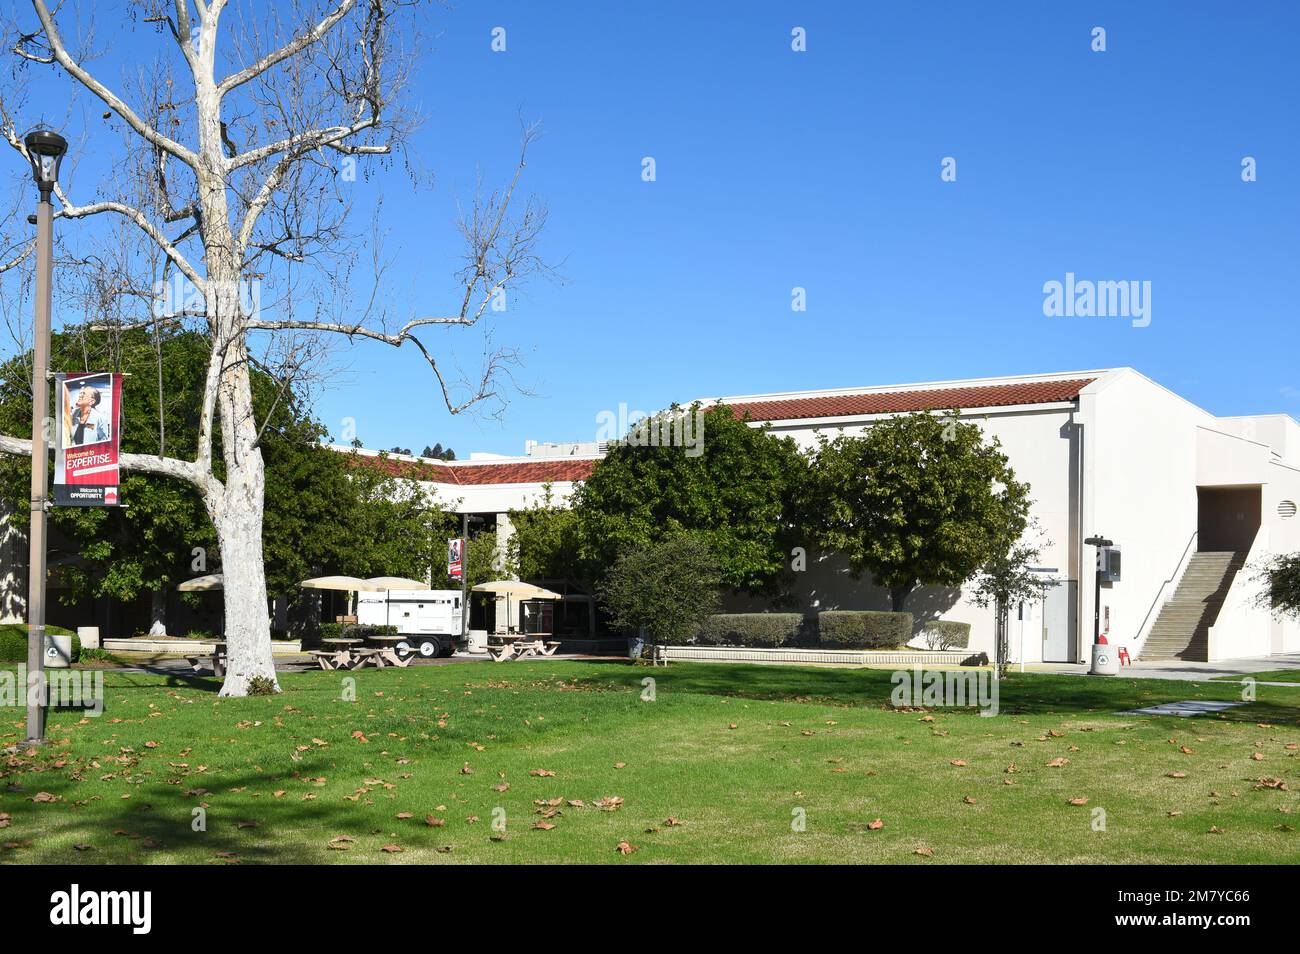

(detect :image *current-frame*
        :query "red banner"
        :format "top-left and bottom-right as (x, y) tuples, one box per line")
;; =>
(53, 372), (122, 507)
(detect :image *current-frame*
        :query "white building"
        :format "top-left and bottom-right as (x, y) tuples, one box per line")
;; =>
(360, 367), (1300, 664)
(699, 368), (1300, 664)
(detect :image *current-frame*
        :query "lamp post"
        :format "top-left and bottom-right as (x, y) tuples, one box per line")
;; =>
(23, 128), (67, 745)
(1083, 535), (1113, 648)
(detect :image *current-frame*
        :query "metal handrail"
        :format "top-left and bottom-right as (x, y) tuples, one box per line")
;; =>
(1132, 529), (1198, 647)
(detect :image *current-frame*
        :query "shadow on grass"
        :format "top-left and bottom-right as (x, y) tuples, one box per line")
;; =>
(563, 661), (1300, 725)
(0, 762), (414, 865)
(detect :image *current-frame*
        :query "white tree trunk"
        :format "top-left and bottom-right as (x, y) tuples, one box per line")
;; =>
(148, 590), (167, 637)
(210, 451), (279, 696)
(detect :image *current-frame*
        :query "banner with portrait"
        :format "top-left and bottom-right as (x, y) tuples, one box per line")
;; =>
(53, 372), (123, 507)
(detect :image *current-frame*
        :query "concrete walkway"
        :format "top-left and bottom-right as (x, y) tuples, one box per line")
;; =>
(1022, 651), (1300, 683)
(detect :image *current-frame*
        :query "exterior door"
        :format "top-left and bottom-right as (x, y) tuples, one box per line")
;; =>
(1041, 580), (1078, 662)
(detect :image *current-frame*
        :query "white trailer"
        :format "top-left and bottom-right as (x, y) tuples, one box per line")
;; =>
(356, 589), (464, 657)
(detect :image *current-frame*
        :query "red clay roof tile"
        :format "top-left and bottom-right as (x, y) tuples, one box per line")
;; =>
(726, 378), (1095, 422)
(350, 454), (598, 486)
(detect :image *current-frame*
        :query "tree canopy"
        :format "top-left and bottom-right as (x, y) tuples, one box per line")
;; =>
(566, 404), (807, 595)
(803, 411), (1032, 610)
(0, 327), (451, 625)
(596, 532), (723, 647)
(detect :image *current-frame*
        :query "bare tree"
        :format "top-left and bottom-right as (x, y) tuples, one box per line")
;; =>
(0, 0), (548, 694)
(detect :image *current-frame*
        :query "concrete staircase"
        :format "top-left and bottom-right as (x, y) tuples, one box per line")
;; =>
(1139, 551), (1246, 661)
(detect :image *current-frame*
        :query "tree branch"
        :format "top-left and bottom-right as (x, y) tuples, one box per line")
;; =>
(26, 0), (201, 169)
(0, 433), (202, 485)
(216, 0), (357, 98)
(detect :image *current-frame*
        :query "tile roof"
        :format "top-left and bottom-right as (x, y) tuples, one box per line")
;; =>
(726, 378), (1096, 423)
(352, 454), (598, 486)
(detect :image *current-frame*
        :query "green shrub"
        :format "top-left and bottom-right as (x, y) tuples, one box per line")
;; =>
(318, 623), (396, 642)
(246, 675), (279, 696)
(76, 647), (125, 665)
(0, 623), (80, 663)
(693, 613), (804, 648)
(817, 611), (912, 649)
(921, 620), (971, 650)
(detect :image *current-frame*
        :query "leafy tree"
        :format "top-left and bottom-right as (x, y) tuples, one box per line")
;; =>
(0, 328), (452, 633)
(971, 523), (1053, 673)
(421, 443), (457, 461)
(389, 446), (413, 456)
(804, 411), (1031, 610)
(1253, 554), (1300, 618)
(572, 404), (807, 594)
(596, 532), (723, 648)
(508, 486), (582, 583)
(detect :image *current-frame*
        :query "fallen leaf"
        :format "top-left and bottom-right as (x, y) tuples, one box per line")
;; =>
(867, 818), (884, 830)
(615, 840), (638, 855)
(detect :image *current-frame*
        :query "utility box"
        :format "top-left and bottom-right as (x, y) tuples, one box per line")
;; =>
(1097, 545), (1121, 583)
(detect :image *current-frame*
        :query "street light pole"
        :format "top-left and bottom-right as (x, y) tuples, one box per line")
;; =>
(23, 129), (67, 745)
(1083, 534), (1113, 647)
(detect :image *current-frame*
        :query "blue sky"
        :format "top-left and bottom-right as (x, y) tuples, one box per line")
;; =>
(9, 1), (1300, 457)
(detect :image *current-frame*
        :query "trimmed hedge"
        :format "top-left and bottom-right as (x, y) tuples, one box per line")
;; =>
(319, 623), (397, 642)
(817, 611), (913, 649)
(0, 623), (80, 663)
(693, 613), (804, 648)
(921, 620), (971, 650)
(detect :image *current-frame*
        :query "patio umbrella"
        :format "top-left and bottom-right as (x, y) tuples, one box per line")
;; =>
(363, 576), (427, 590)
(471, 581), (562, 633)
(300, 575), (374, 617)
(178, 573), (224, 592)
(177, 574), (225, 637)
(361, 577), (428, 625)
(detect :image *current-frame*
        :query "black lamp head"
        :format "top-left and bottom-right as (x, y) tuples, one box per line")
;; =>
(23, 128), (68, 195)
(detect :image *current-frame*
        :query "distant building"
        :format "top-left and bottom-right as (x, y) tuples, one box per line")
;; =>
(350, 368), (1300, 663)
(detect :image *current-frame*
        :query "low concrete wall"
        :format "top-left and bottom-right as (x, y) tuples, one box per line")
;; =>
(655, 645), (987, 667)
(103, 638), (303, 655)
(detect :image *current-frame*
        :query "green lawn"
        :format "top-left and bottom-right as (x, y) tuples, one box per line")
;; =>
(1210, 669), (1300, 685)
(2, 660), (1298, 864)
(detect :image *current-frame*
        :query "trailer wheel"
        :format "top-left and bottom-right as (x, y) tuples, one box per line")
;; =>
(418, 639), (439, 658)
(394, 640), (414, 659)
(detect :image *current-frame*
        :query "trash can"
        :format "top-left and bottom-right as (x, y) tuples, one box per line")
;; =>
(466, 629), (489, 655)
(1089, 643), (1119, 676)
(77, 626), (100, 650)
(44, 633), (73, 669)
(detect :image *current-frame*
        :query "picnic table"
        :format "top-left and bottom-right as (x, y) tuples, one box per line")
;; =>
(487, 633), (560, 662)
(185, 641), (228, 678)
(309, 634), (413, 670)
